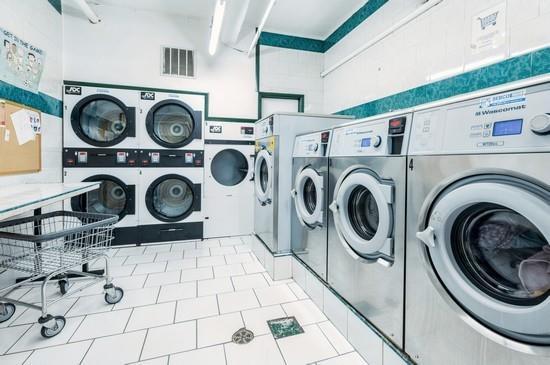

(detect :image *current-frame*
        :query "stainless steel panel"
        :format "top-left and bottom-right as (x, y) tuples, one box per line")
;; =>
(291, 156), (329, 281)
(405, 153), (550, 365)
(328, 155), (406, 348)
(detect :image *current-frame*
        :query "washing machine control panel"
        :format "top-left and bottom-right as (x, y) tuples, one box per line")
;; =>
(330, 115), (410, 157)
(293, 130), (331, 157)
(63, 148), (138, 167)
(138, 149), (204, 167)
(409, 85), (550, 155)
(255, 116), (274, 139)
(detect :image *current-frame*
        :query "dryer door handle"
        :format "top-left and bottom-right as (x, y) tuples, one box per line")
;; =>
(417, 226), (436, 248)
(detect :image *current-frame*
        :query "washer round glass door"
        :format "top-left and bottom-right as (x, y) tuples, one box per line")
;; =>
(418, 178), (550, 344)
(146, 175), (195, 222)
(211, 149), (249, 186)
(72, 95), (130, 146)
(330, 169), (394, 259)
(146, 101), (196, 148)
(293, 167), (324, 227)
(254, 149), (272, 204)
(72, 175), (131, 220)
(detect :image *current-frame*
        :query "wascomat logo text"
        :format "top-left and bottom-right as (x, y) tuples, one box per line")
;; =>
(475, 104), (526, 116)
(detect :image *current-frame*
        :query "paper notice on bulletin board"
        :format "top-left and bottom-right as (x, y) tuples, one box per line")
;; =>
(470, 2), (506, 55)
(0, 27), (46, 93)
(10, 108), (40, 145)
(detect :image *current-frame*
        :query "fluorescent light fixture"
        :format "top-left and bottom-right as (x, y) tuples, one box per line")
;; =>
(74, 0), (101, 24)
(247, 0), (276, 57)
(209, 0), (227, 56)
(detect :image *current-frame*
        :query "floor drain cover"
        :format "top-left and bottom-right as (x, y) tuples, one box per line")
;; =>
(232, 327), (254, 344)
(267, 316), (304, 339)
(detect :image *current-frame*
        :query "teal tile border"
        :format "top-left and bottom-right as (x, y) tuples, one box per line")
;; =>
(64, 80), (258, 123)
(259, 32), (324, 53)
(47, 0), (62, 14)
(258, 1), (389, 53)
(335, 47), (550, 119)
(324, 0), (388, 51)
(0, 81), (62, 117)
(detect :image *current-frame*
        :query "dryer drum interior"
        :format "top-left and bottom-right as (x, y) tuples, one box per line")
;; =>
(211, 149), (248, 186)
(259, 159), (269, 193)
(72, 176), (132, 219)
(147, 101), (196, 147)
(147, 176), (196, 221)
(423, 177), (550, 345)
(72, 94), (134, 146)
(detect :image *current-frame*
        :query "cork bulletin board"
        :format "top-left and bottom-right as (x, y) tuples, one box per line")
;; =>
(0, 99), (41, 175)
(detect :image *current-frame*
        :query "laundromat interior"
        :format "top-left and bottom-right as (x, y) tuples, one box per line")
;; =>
(0, 0), (550, 364)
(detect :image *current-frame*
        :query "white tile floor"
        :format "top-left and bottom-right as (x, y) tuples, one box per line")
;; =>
(0, 236), (366, 365)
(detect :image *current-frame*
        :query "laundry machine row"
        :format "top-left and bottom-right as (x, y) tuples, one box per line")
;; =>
(289, 82), (550, 365)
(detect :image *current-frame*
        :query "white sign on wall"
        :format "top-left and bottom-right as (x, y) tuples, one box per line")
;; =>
(470, 2), (506, 55)
(0, 27), (46, 93)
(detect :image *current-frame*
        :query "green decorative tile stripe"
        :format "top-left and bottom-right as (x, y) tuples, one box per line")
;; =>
(336, 47), (550, 119)
(47, 0), (62, 14)
(0, 81), (62, 117)
(267, 317), (304, 339)
(324, 0), (388, 51)
(259, 1), (389, 53)
(259, 32), (324, 53)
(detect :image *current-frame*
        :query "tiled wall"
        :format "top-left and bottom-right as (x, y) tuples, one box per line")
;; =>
(323, 0), (550, 115)
(61, 1), (258, 120)
(259, 46), (325, 113)
(0, 0), (63, 188)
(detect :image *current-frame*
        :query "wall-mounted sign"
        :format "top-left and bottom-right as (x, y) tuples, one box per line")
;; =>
(470, 2), (506, 55)
(0, 27), (46, 93)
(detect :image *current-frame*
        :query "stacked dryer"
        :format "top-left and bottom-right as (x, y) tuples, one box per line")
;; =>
(63, 84), (140, 246)
(137, 90), (205, 243)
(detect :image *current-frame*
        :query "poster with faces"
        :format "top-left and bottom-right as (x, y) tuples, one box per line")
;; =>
(0, 27), (46, 93)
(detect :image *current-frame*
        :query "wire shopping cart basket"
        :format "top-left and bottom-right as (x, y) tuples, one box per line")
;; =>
(0, 211), (124, 338)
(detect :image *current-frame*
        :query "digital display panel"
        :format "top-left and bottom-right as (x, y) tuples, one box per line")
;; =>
(361, 138), (371, 147)
(492, 119), (523, 137)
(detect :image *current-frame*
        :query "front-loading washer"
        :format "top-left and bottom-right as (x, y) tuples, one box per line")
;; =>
(138, 150), (204, 244)
(406, 82), (550, 364)
(63, 148), (140, 246)
(290, 129), (332, 281)
(138, 90), (205, 150)
(327, 113), (411, 348)
(203, 121), (255, 238)
(63, 84), (138, 148)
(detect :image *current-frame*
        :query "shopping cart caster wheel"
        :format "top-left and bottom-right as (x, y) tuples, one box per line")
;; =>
(0, 303), (16, 323)
(59, 279), (69, 295)
(104, 287), (124, 304)
(40, 316), (66, 338)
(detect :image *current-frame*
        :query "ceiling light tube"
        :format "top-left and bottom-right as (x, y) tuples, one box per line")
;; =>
(74, 0), (101, 24)
(247, 0), (276, 57)
(209, 0), (227, 56)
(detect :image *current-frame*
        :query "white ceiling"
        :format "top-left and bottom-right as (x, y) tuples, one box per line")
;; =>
(91, 0), (366, 39)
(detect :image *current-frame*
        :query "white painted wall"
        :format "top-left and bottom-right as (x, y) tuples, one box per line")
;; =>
(0, 0), (63, 187)
(62, 1), (259, 119)
(259, 46), (324, 113)
(322, 0), (550, 114)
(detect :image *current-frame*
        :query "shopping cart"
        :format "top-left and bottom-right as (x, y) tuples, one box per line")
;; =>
(0, 211), (124, 338)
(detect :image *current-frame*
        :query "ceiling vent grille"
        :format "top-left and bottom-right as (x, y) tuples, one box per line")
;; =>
(162, 47), (195, 77)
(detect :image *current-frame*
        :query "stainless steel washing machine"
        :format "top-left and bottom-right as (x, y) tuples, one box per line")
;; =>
(327, 113), (411, 348)
(406, 82), (550, 364)
(254, 113), (350, 254)
(291, 129), (332, 281)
